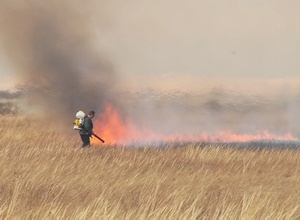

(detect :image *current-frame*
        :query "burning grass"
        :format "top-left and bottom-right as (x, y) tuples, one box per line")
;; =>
(1, 116), (300, 219)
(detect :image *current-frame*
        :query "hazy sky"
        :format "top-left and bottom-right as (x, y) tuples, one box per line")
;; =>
(1, 0), (300, 90)
(91, 1), (300, 79)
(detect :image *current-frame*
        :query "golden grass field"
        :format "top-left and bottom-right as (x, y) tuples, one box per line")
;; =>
(1, 116), (300, 219)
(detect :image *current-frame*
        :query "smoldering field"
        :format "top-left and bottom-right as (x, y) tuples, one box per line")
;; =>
(2, 85), (300, 144)
(1, 116), (300, 219)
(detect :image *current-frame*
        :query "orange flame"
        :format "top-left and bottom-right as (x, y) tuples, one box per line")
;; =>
(92, 103), (298, 146)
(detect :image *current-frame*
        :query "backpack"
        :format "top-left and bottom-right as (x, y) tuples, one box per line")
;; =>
(73, 111), (86, 130)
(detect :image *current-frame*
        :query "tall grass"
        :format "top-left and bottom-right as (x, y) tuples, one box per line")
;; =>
(1, 116), (300, 219)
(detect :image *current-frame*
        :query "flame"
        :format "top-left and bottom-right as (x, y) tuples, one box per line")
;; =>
(92, 103), (298, 146)
(91, 103), (141, 144)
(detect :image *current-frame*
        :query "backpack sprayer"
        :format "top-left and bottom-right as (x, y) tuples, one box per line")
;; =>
(73, 111), (85, 130)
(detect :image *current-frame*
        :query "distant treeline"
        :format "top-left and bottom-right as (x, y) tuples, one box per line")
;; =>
(0, 90), (23, 114)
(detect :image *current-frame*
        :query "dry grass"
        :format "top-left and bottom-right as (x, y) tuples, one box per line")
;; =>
(1, 116), (300, 219)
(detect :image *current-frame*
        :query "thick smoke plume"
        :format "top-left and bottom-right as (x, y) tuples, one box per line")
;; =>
(0, 1), (118, 125)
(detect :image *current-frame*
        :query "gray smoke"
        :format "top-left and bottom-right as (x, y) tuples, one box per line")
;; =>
(0, 1), (118, 124)
(121, 87), (300, 140)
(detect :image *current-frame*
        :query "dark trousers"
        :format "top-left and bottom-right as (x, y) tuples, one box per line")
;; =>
(80, 134), (90, 147)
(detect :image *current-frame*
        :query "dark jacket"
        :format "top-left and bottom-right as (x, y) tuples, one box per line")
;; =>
(79, 116), (93, 135)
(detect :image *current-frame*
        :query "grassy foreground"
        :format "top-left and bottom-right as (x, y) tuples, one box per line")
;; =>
(1, 116), (300, 219)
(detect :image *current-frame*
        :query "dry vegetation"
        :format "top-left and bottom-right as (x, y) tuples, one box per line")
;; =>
(1, 116), (300, 219)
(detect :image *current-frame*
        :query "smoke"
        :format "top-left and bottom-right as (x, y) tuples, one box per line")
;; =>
(0, 1), (118, 124)
(121, 87), (300, 139)
(1, 1), (300, 141)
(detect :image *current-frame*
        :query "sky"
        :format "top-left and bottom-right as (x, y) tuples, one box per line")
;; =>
(1, 1), (300, 91)
(91, 1), (300, 79)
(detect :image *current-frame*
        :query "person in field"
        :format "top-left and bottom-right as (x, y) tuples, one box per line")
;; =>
(79, 111), (95, 148)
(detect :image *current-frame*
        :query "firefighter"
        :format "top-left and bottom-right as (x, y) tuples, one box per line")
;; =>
(79, 111), (95, 148)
